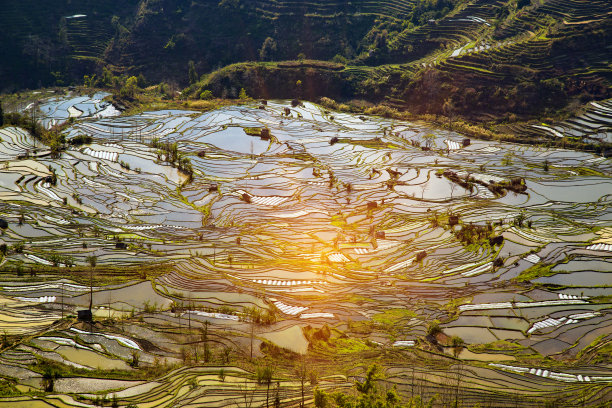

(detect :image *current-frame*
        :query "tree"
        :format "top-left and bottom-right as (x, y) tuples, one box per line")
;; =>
(374, 30), (388, 50)
(201, 321), (211, 362)
(219, 0), (240, 9)
(315, 364), (404, 408)
(295, 359), (308, 408)
(41, 365), (60, 392)
(451, 336), (464, 358)
(259, 37), (277, 61)
(274, 382), (281, 408)
(58, 17), (67, 44)
(239, 88), (249, 100)
(502, 151), (513, 166)
(200, 90), (214, 100)
(426, 320), (441, 337)
(256, 365), (274, 408)
(188, 60), (198, 84)
(86, 255), (97, 312)
(420, 183), (428, 199)
(423, 133), (436, 149)
(0, 102), (4, 127)
(222, 347), (231, 364)
(121, 76), (138, 99)
(314, 388), (328, 408)
(83, 74), (97, 88)
(237, 378), (256, 408)
(130, 350), (139, 367)
(355, 364), (380, 395)
(442, 98), (455, 127)
(101, 67), (114, 87)
(137, 73), (147, 88)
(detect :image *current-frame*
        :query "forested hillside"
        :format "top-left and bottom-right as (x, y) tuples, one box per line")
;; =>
(2, 0), (611, 125)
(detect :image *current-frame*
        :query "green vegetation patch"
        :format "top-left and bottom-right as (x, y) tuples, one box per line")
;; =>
(469, 340), (526, 353)
(514, 262), (557, 282)
(333, 337), (371, 354)
(372, 308), (416, 327)
(337, 137), (400, 149)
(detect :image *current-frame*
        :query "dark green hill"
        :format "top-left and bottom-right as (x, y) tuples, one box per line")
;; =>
(2, 0), (611, 133)
(0, 0), (139, 90)
(188, 0), (612, 126)
(1, 0), (418, 91)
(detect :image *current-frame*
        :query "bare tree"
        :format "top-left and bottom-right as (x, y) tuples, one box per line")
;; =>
(86, 255), (97, 313)
(451, 336), (464, 358)
(423, 133), (436, 149)
(234, 378), (256, 408)
(420, 183), (428, 199)
(60, 281), (64, 319)
(453, 364), (463, 408)
(295, 358), (308, 408)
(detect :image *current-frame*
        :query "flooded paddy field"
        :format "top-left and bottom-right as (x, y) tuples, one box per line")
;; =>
(0, 93), (610, 407)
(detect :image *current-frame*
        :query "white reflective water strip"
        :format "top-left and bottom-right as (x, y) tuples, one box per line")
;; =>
(460, 299), (587, 311)
(392, 340), (415, 347)
(189, 310), (239, 321)
(328, 253), (350, 262)
(461, 262), (493, 277)
(586, 243), (612, 251)
(16, 296), (56, 303)
(273, 301), (308, 315)
(444, 140), (462, 150)
(385, 257), (415, 273)
(70, 327), (141, 350)
(300, 312), (334, 319)
(524, 254), (541, 264)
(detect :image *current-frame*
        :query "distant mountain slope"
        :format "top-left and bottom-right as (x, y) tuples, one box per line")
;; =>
(0, 0), (139, 90)
(0, 0), (422, 90)
(190, 0), (612, 123)
(2, 0), (611, 128)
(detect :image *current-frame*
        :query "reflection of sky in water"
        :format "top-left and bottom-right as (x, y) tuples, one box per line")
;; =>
(197, 127), (274, 155)
(528, 178), (611, 203)
(1, 98), (608, 283)
(37, 92), (116, 129)
(534, 271), (611, 286)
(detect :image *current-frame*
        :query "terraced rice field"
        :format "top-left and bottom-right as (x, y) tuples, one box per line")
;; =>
(0, 93), (610, 406)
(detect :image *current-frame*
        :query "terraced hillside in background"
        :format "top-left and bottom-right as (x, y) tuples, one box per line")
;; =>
(2, 0), (611, 140)
(193, 0), (611, 128)
(0, 0), (420, 90)
(0, 0), (139, 90)
(0, 91), (610, 407)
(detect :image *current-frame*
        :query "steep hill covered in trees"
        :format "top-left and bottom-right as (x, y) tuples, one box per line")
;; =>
(2, 0), (611, 131)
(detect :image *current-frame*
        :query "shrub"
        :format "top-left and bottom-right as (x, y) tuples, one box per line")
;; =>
(451, 336), (464, 357)
(12, 242), (24, 253)
(314, 388), (328, 408)
(200, 90), (214, 100)
(130, 350), (139, 367)
(40, 364), (61, 392)
(69, 134), (93, 146)
(426, 321), (441, 337)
